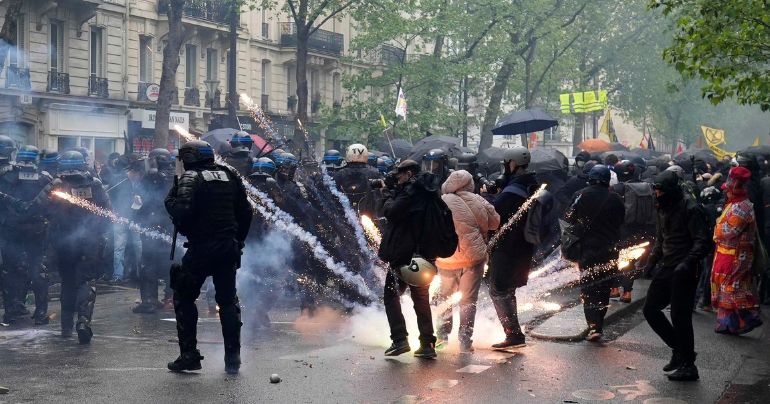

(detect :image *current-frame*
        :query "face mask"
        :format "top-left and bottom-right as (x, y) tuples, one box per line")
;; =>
(576, 161), (585, 168)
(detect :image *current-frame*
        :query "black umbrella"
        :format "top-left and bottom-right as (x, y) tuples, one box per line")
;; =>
(600, 150), (641, 161)
(674, 149), (718, 168)
(476, 147), (507, 174)
(407, 134), (463, 162)
(492, 109), (558, 135)
(530, 148), (568, 173)
(202, 128), (273, 157)
(742, 145), (770, 159)
(630, 148), (665, 159)
(377, 138), (412, 159)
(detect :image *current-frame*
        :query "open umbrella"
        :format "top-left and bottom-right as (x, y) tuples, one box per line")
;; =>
(492, 109), (558, 135)
(407, 134), (463, 162)
(202, 128), (273, 157)
(530, 148), (568, 173)
(600, 150), (641, 161)
(577, 139), (612, 153)
(377, 138), (412, 159)
(476, 147), (506, 174)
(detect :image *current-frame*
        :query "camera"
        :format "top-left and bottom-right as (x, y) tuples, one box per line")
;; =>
(476, 174), (498, 194)
(370, 172), (398, 189)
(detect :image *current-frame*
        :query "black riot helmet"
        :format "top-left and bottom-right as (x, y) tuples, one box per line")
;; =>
(148, 148), (173, 169)
(367, 152), (378, 167)
(0, 135), (16, 164)
(275, 152), (298, 180)
(15, 145), (40, 169)
(58, 150), (88, 175)
(178, 140), (215, 169)
(615, 160), (637, 182)
(40, 150), (60, 175)
(421, 148), (447, 175)
(456, 152), (478, 176)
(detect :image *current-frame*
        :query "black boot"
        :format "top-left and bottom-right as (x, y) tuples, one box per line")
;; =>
(384, 340), (411, 356)
(668, 362), (699, 381)
(61, 311), (74, 338)
(225, 349), (241, 375)
(168, 350), (204, 372)
(663, 351), (682, 372)
(76, 316), (93, 344)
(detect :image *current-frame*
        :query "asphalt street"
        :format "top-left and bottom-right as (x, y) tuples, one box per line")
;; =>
(0, 286), (768, 404)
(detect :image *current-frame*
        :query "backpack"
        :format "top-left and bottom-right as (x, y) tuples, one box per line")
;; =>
(416, 195), (458, 259)
(622, 182), (656, 227)
(501, 182), (551, 245)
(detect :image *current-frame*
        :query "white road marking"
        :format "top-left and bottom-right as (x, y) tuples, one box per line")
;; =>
(456, 364), (491, 374)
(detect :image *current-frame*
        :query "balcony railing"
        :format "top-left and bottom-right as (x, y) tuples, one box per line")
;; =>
(47, 70), (70, 94)
(88, 75), (109, 98)
(184, 87), (200, 106)
(205, 88), (221, 108)
(158, 0), (230, 25)
(5, 65), (31, 90)
(279, 22), (343, 55)
(261, 94), (269, 111)
(379, 44), (406, 66)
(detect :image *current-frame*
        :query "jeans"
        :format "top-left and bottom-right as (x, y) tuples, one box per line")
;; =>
(643, 264), (699, 363)
(383, 268), (436, 345)
(435, 262), (484, 343)
(580, 263), (617, 333)
(113, 223), (141, 280)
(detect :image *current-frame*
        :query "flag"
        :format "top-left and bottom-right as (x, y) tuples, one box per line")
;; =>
(647, 132), (656, 151)
(676, 141), (684, 154)
(394, 87), (407, 119)
(753, 137), (761, 146)
(379, 114), (388, 129)
(639, 133), (647, 149)
(599, 110), (617, 143)
(700, 126), (725, 146)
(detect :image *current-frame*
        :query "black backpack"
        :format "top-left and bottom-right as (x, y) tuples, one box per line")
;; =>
(416, 195), (458, 259)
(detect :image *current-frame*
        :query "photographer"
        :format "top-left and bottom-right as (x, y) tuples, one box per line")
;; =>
(377, 160), (438, 359)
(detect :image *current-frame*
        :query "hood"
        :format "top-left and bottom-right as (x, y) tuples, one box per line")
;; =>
(507, 171), (538, 191)
(441, 169), (474, 195)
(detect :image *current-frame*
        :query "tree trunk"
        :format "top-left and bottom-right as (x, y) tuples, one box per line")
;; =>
(227, 0), (239, 128)
(154, 0), (186, 148)
(572, 114), (584, 148)
(0, 0), (23, 77)
(293, 25), (310, 157)
(478, 54), (515, 151)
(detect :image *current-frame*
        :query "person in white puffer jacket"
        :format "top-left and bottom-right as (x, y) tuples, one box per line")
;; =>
(435, 170), (500, 352)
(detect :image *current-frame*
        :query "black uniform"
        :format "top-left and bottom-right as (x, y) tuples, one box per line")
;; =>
(48, 172), (111, 343)
(165, 162), (251, 371)
(565, 183), (625, 334)
(334, 162), (382, 218)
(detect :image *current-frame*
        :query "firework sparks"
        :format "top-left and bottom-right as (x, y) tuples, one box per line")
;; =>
(617, 241), (650, 270)
(541, 302), (561, 311)
(487, 184), (548, 253)
(174, 124), (197, 142)
(240, 93), (280, 141)
(360, 214), (381, 247)
(51, 191), (178, 246)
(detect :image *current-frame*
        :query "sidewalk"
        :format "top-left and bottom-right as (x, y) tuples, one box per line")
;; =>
(530, 279), (650, 341)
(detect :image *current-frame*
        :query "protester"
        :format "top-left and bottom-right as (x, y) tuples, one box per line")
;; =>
(378, 159), (439, 359)
(564, 164), (625, 341)
(643, 170), (710, 382)
(711, 167), (763, 335)
(434, 170), (500, 352)
(487, 147), (538, 349)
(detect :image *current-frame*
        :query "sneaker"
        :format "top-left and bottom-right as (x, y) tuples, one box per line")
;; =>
(132, 303), (157, 314)
(667, 363), (699, 381)
(459, 340), (475, 353)
(620, 291), (632, 303)
(384, 340), (411, 356)
(33, 315), (50, 325)
(168, 351), (204, 372)
(413, 343), (437, 359)
(663, 351), (682, 372)
(76, 322), (93, 345)
(224, 352), (241, 375)
(492, 334), (526, 349)
(585, 330), (603, 342)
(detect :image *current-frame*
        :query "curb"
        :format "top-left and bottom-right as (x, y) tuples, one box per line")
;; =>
(530, 279), (650, 342)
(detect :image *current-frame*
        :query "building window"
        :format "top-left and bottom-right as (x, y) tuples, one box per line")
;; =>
(9, 14), (25, 67)
(185, 44), (197, 88)
(90, 27), (104, 77)
(206, 48), (218, 81)
(332, 73), (341, 104)
(139, 35), (152, 82)
(261, 10), (269, 39)
(50, 22), (64, 72)
(261, 60), (271, 95)
(286, 65), (295, 97)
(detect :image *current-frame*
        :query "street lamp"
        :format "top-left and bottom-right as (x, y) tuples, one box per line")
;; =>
(204, 79), (220, 130)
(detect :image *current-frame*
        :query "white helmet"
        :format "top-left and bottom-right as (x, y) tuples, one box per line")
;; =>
(346, 143), (369, 163)
(397, 256), (437, 287)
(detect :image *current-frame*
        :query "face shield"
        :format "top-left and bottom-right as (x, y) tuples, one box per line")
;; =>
(421, 159), (445, 175)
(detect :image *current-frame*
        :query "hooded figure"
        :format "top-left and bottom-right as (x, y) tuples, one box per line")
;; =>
(434, 170), (500, 352)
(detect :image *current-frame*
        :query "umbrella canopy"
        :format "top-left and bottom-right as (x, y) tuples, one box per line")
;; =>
(600, 150), (641, 161)
(674, 149), (718, 168)
(530, 148), (568, 173)
(741, 145), (770, 159)
(476, 147), (507, 174)
(492, 109), (558, 135)
(630, 148), (665, 159)
(577, 139), (612, 153)
(610, 142), (629, 151)
(377, 138), (412, 159)
(407, 134), (463, 162)
(201, 128), (273, 157)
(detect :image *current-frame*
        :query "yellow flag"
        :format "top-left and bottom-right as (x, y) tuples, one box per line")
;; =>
(572, 92), (586, 113)
(599, 111), (617, 142)
(583, 91), (599, 112)
(700, 126), (725, 146)
(560, 93), (571, 113)
(753, 137), (761, 146)
(379, 114), (388, 128)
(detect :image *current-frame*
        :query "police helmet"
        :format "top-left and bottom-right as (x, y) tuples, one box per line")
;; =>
(422, 148), (448, 174)
(345, 143), (368, 163)
(367, 152), (378, 167)
(377, 156), (395, 174)
(322, 149), (345, 169)
(148, 148), (173, 170)
(275, 152), (299, 168)
(40, 151), (60, 174)
(502, 146), (531, 167)
(588, 164), (611, 185)
(0, 135), (16, 163)
(178, 140), (215, 169)
(615, 160), (636, 182)
(229, 131), (254, 154)
(58, 150), (88, 175)
(251, 157), (277, 177)
(15, 145), (40, 168)
(397, 256), (437, 287)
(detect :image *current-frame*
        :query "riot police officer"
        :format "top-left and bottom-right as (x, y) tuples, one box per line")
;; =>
(333, 144), (381, 217)
(165, 140), (252, 374)
(225, 131), (254, 177)
(421, 148), (449, 192)
(39, 150), (60, 176)
(321, 149), (345, 174)
(48, 150), (112, 343)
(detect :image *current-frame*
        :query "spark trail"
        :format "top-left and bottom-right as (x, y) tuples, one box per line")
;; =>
(320, 166), (376, 261)
(487, 183), (547, 253)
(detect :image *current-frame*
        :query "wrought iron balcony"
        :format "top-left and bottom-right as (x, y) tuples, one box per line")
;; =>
(184, 87), (200, 106)
(261, 94), (269, 111)
(158, 0), (230, 25)
(378, 44), (406, 66)
(47, 70), (70, 94)
(205, 88), (221, 108)
(5, 65), (31, 90)
(279, 22), (343, 55)
(88, 75), (109, 98)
